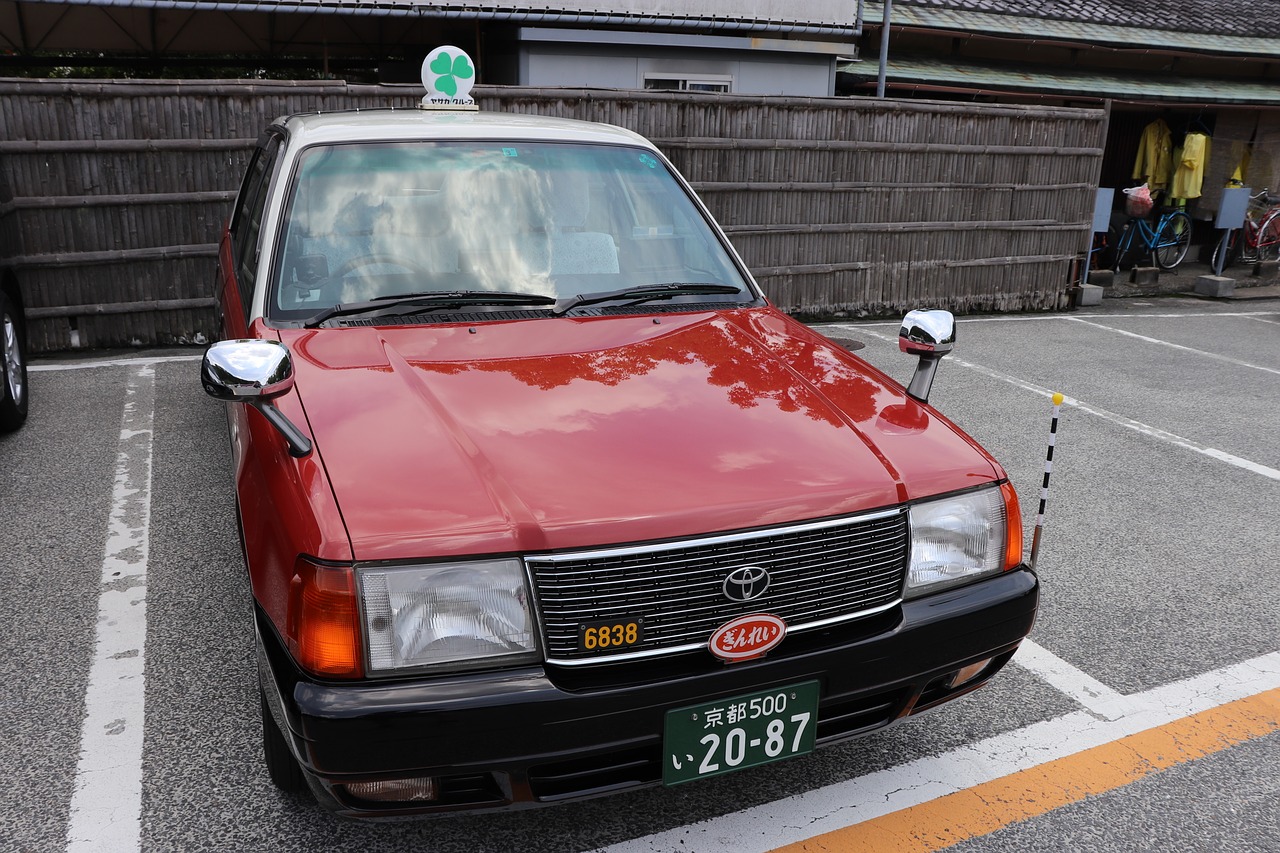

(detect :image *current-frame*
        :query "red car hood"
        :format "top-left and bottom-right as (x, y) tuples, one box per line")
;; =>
(280, 309), (998, 561)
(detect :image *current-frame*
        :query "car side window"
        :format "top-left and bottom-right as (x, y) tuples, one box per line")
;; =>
(230, 133), (282, 320)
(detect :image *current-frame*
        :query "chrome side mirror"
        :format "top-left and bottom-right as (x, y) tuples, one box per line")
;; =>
(202, 339), (312, 457)
(898, 309), (955, 404)
(202, 339), (296, 400)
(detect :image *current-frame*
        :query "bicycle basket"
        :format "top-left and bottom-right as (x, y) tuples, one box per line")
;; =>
(1123, 185), (1154, 217)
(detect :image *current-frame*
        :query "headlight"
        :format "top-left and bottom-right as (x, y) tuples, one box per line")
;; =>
(358, 559), (539, 673)
(905, 486), (1009, 598)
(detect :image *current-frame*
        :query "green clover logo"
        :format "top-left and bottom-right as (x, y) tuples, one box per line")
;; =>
(429, 51), (474, 98)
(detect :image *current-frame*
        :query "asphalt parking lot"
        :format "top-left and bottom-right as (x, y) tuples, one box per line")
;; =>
(3, 294), (1278, 853)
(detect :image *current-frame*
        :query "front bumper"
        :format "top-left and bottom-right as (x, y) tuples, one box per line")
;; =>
(258, 566), (1038, 818)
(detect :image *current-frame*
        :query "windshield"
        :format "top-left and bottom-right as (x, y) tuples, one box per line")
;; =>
(268, 140), (754, 321)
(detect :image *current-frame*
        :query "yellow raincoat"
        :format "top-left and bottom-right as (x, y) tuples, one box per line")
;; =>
(1132, 119), (1172, 190)
(1170, 132), (1210, 199)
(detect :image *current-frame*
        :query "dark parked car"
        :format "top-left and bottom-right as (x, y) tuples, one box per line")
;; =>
(0, 281), (28, 432)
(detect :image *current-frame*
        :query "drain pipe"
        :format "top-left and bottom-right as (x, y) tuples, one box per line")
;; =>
(876, 0), (893, 97)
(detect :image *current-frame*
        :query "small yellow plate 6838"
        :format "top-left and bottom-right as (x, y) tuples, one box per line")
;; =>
(578, 618), (644, 653)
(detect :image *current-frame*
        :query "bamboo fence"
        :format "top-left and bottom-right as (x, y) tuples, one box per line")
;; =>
(0, 79), (1105, 351)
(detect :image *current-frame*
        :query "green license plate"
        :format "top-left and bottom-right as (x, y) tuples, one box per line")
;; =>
(662, 680), (819, 786)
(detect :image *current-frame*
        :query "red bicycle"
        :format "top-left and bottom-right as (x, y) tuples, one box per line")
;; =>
(1211, 189), (1280, 269)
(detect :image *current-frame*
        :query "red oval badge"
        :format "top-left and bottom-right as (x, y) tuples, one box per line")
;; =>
(709, 614), (787, 662)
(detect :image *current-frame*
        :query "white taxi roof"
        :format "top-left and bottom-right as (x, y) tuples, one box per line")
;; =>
(276, 109), (656, 151)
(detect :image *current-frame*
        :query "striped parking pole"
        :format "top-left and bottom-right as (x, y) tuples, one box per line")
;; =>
(1029, 392), (1064, 572)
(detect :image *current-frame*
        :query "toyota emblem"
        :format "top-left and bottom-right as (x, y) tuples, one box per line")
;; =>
(722, 566), (771, 602)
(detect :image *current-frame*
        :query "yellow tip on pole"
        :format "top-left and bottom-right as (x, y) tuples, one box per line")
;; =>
(1052, 392), (1064, 406)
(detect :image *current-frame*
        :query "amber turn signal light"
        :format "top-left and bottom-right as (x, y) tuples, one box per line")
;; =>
(1000, 481), (1023, 571)
(288, 559), (363, 677)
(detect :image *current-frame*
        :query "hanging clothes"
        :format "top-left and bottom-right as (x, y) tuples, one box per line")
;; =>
(1228, 142), (1251, 187)
(1132, 119), (1173, 190)
(1170, 132), (1210, 199)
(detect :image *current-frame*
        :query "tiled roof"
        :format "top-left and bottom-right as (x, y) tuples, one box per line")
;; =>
(839, 54), (1280, 105)
(895, 0), (1278, 39)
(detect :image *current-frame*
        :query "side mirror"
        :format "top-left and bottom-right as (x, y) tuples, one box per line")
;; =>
(898, 309), (955, 404)
(202, 339), (296, 400)
(202, 339), (312, 457)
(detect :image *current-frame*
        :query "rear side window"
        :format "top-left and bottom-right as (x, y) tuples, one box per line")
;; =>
(229, 133), (283, 319)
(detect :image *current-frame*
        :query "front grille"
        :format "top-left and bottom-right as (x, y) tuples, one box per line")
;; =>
(528, 508), (908, 665)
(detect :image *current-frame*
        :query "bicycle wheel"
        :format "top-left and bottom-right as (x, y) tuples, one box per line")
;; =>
(1210, 229), (1241, 271)
(1239, 222), (1261, 264)
(1256, 213), (1280, 262)
(1110, 222), (1138, 271)
(1154, 211), (1192, 270)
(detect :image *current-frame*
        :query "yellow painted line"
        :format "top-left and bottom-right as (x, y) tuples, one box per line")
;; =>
(773, 687), (1280, 853)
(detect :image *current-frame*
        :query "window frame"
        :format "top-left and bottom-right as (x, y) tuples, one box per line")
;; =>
(642, 73), (734, 93)
(229, 130), (285, 322)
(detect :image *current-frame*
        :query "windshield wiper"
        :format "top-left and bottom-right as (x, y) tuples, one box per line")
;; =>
(303, 291), (557, 328)
(551, 282), (746, 317)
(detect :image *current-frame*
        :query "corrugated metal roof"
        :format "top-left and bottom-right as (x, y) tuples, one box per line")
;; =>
(14, 0), (861, 36)
(840, 55), (1280, 106)
(862, 1), (1280, 58)
(892, 0), (1276, 40)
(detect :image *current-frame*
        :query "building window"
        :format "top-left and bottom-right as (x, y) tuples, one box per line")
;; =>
(644, 74), (732, 93)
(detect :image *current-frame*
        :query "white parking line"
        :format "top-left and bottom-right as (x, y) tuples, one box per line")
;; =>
(597, 649), (1280, 853)
(842, 310), (1280, 328)
(835, 325), (1280, 483)
(949, 354), (1280, 482)
(1012, 640), (1137, 720)
(65, 364), (154, 853)
(30, 354), (201, 372)
(1066, 316), (1280, 377)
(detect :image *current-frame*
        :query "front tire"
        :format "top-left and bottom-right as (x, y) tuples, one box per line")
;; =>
(1154, 211), (1192, 270)
(0, 291), (29, 433)
(260, 689), (307, 792)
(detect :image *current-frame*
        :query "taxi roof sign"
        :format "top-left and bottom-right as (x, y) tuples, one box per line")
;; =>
(420, 45), (478, 110)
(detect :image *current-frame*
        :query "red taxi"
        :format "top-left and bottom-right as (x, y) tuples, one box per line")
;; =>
(202, 53), (1037, 817)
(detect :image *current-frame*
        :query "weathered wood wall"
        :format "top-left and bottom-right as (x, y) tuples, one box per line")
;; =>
(0, 79), (1105, 352)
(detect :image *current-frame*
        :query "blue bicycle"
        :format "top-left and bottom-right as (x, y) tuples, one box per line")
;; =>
(1111, 204), (1193, 272)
